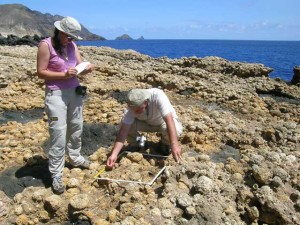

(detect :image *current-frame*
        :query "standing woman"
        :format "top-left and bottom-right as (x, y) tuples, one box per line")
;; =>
(37, 16), (94, 194)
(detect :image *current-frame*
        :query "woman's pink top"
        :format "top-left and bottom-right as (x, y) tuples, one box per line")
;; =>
(40, 37), (80, 90)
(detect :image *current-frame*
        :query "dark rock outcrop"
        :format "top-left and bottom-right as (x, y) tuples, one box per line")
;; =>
(291, 66), (300, 85)
(0, 34), (43, 47)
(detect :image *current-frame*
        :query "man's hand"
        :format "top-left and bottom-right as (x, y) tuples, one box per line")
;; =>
(163, 113), (182, 163)
(106, 153), (118, 169)
(105, 124), (130, 169)
(171, 143), (181, 163)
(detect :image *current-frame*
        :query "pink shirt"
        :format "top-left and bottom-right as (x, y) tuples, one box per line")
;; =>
(40, 37), (80, 90)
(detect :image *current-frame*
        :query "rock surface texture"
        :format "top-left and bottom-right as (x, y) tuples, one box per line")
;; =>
(0, 45), (299, 225)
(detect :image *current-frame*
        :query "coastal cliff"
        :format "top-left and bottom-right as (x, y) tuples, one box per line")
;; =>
(0, 45), (299, 225)
(0, 4), (105, 40)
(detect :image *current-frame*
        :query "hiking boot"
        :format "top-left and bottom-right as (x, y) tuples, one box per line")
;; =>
(160, 144), (171, 156)
(52, 176), (65, 195)
(78, 159), (90, 169)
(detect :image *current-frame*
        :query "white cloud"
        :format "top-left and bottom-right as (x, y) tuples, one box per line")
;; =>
(90, 19), (300, 40)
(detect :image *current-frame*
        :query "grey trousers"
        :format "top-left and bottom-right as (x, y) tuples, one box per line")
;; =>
(127, 118), (183, 145)
(45, 88), (85, 178)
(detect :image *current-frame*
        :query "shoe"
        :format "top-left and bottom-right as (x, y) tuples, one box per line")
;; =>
(78, 159), (90, 169)
(160, 144), (171, 156)
(52, 176), (65, 195)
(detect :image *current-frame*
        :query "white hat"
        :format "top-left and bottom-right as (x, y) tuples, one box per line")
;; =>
(54, 16), (82, 40)
(127, 89), (151, 107)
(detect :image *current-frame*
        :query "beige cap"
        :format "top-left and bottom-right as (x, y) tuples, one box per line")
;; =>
(127, 89), (151, 107)
(54, 16), (82, 40)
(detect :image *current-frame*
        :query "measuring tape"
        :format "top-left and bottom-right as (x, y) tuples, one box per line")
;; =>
(94, 168), (105, 179)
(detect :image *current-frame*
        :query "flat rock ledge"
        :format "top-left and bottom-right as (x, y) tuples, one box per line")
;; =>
(0, 45), (299, 225)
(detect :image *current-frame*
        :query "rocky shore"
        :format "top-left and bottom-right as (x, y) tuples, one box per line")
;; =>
(0, 45), (299, 225)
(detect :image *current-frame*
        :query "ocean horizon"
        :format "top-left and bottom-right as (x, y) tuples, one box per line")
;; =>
(77, 39), (300, 81)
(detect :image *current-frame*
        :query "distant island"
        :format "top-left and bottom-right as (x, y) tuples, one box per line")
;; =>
(115, 34), (133, 40)
(115, 34), (145, 40)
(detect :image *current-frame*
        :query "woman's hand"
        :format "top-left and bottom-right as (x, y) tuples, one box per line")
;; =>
(86, 63), (95, 73)
(80, 63), (95, 76)
(65, 67), (77, 78)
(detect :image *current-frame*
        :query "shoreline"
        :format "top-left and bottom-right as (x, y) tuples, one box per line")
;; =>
(76, 39), (300, 82)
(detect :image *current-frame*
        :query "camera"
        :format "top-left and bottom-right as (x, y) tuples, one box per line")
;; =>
(136, 135), (147, 148)
(75, 85), (87, 96)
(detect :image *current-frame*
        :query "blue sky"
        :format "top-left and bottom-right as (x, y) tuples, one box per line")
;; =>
(1, 0), (300, 40)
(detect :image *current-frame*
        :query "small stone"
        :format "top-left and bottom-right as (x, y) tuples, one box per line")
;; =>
(132, 204), (146, 219)
(231, 172), (243, 182)
(161, 209), (172, 218)
(176, 193), (193, 208)
(271, 176), (283, 188)
(93, 219), (110, 225)
(224, 205), (236, 215)
(252, 165), (272, 185)
(157, 197), (173, 209)
(193, 175), (214, 194)
(185, 206), (197, 216)
(15, 214), (29, 225)
(247, 206), (259, 220)
(39, 210), (50, 221)
(44, 195), (63, 212)
(273, 167), (289, 181)
(32, 189), (47, 202)
(108, 209), (119, 222)
(14, 205), (23, 215)
(151, 207), (161, 217)
(67, 178), (80, 188)
(120, 202), (134, 216)
(126, 152), (144, 163)
(21, 201), (34, 214)
(69, 194), (89, 210)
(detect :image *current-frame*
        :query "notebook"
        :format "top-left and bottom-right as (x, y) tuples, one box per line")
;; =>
(75, 61), (90, 75)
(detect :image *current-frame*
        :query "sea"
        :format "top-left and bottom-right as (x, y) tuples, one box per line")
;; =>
(77, 39), (300, 82)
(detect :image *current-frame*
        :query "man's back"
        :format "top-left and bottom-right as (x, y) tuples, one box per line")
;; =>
(123, 88), (177, 126)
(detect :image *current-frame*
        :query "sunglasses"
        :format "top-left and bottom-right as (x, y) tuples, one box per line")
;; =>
(67, 36), (75, 41)
(61, 32), (75, 41)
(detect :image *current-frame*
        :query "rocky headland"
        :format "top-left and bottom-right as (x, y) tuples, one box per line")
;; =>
(0, 4), (105, 41)
(0, 45), (299, 225)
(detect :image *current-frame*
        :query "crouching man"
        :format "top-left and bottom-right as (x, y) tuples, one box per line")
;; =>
(106, 88), (183, 169)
